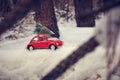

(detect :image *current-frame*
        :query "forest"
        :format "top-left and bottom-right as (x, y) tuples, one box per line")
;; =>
(0, 0), (118, 38)
(0, 0), (120, 80)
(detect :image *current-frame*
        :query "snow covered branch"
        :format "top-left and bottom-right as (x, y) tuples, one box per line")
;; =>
(0, 0), (37, 35)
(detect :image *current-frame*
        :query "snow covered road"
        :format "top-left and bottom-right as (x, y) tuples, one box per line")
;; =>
(0, 23), (107, 80)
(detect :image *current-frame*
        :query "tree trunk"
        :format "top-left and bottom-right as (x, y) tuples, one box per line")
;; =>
(74, 0), (95, 27)
(103, 0), (120, 8)
(34, 0), (60, 38)
(0, 0), (11, 16)
(9, 0), (19, 10)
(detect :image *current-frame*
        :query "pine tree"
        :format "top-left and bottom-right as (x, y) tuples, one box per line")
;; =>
(34, 23), (42, 34)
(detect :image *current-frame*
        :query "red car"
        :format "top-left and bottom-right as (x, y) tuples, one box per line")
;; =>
(27, 34), (63, 50)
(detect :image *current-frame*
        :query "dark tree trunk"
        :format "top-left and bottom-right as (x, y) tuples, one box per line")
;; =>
(103, 0), (119, 7)
(74, 0), (95, 27)
(9, 0), (19, 10)
(34, 0), (60, 38)
(0, 0), (11, 16)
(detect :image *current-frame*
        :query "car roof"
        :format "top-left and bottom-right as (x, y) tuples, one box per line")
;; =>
(34, 34), (50, 37)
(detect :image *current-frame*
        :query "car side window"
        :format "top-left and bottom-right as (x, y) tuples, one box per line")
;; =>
(33, 37), (39, 41)
(39, 37), (44, 41)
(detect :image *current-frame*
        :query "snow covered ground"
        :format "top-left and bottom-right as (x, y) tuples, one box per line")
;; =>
(0, 20), (119, 80)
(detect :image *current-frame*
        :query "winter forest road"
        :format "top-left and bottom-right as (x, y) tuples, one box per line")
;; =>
(0, 27), (106, 80)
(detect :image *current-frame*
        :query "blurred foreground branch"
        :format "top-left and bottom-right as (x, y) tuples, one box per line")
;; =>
(42, 36), (99, 80)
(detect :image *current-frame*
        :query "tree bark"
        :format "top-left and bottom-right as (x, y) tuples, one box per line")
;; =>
(34, 0), (60, 38)
(103, 0), (119, 7)
(0, 0), (11, 16)
(74, 0), (95, 27)
(9, 0), (19, 10)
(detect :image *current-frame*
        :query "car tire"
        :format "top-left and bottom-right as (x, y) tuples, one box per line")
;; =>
(28, 46), (34, 51)
(49, 45), (56, 50)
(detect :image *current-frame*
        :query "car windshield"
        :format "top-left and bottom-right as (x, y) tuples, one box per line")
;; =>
(39, 37), (44, 41)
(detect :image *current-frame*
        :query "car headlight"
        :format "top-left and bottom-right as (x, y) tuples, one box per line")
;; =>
(56, 42), (59, 45)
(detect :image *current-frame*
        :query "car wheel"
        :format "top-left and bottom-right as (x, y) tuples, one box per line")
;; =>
(50, 45), (56, 50)
(28, 46), (34, 51)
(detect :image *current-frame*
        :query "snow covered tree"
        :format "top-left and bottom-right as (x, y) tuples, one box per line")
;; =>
(74, 0), (95, 27)
(34, 23), (53, 35)
(34, 23), (42, 34)
(0, 0), (35, 35)
(53, 0), (74, 22)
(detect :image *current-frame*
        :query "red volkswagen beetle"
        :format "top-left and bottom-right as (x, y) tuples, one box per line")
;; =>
(27, 34), (63, 50)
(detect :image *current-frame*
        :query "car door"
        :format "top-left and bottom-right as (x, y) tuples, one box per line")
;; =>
(32, 37), (40, 48)
(37, 37), (49, 48)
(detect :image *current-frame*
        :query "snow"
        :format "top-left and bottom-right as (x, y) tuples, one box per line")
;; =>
(0, 20), (105, 80)
(0, 11), (120, 80)
(0, 12), (35, 41)
(95, 7), (120, 48)
(95, 7), (120, 80)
